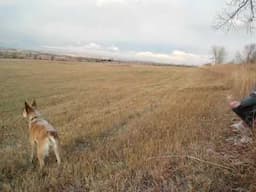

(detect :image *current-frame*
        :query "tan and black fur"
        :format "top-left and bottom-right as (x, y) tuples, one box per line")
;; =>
(23, 100), (61, 169)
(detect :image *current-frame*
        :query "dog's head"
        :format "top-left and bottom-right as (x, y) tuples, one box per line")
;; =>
(23, 100), (40, 119)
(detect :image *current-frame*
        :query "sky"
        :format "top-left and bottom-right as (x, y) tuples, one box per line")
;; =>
(0, 0), (255, 65)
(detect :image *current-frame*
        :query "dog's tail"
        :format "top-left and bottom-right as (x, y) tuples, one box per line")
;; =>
(48, 130), (59, 146)
(48, 131), (61, 165)
(48, 130), (59, 140)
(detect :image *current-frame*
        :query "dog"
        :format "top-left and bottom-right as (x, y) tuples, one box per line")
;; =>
(23, 100), (61, 169)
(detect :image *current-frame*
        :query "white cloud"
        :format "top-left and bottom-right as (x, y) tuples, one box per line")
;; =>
(107, 45), (119, 52)
(136, 52), (170, 60)
(84, 42), (102, 50)
(42, 44), (210, 65)
(96, 0), (126, 7)
(43, 43), (100, 51)
(135, 50), (210, 65)
(42, 42), (120, 58)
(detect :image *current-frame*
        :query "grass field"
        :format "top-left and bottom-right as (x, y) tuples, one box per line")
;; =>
(0, 59), (256, 191)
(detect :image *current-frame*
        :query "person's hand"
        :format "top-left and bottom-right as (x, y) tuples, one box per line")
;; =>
(229, 101), (241, 108)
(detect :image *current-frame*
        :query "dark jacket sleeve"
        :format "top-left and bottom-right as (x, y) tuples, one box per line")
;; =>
(240, 95), (256, 107)
(249, 87), (256, 97)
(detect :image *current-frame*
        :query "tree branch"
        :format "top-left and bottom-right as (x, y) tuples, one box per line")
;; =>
(216, 0), (256, 30)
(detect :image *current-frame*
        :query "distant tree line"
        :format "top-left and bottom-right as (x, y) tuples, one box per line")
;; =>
(211, 43), (256, 65)
(0, 49), (114, 63)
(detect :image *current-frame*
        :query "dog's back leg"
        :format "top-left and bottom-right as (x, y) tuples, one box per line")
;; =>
(37, 140), (49, 169)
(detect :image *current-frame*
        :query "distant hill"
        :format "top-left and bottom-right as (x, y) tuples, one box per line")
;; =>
(0, 48), (197, 68)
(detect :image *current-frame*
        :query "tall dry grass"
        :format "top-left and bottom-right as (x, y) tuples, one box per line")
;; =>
(212, 64), (255, 98)
(0, 59), (256, 191)
(231, 64), (256, 98)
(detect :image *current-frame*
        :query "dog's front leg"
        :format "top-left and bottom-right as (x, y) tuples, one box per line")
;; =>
(30, 140), (35, 163)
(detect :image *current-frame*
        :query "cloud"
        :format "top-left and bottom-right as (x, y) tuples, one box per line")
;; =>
(84, 42), (102, 50)
(43, 42), (108, 52)
(0, 0), (253, 65)
(96, 0), (126, 7)
(107, 45), (119, 52)
(136, 52), (169, 58)
(42, 42), (121, 58)
(135, 50), (210, 65)
(42, 43), (210, 65)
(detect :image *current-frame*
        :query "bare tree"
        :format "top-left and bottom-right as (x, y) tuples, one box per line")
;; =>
(216, 0), (256, 30)
(233, 44), (256, 64)
(244, 43), (256, 63)
(234, 51), (244, 64)
(212, 46), (227, 64)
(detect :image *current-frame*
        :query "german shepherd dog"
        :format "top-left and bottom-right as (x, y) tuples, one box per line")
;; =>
(23, 100), (61, 169)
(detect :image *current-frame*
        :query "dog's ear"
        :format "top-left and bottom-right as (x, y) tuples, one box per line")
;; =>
(31, 99), (37, 108)
(25, 101), (32, 113)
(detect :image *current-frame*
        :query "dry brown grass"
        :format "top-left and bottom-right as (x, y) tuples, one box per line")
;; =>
(0, 59), (256, 191)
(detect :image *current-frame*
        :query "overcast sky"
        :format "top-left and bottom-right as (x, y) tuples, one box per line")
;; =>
(0, 0), (255, 65)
